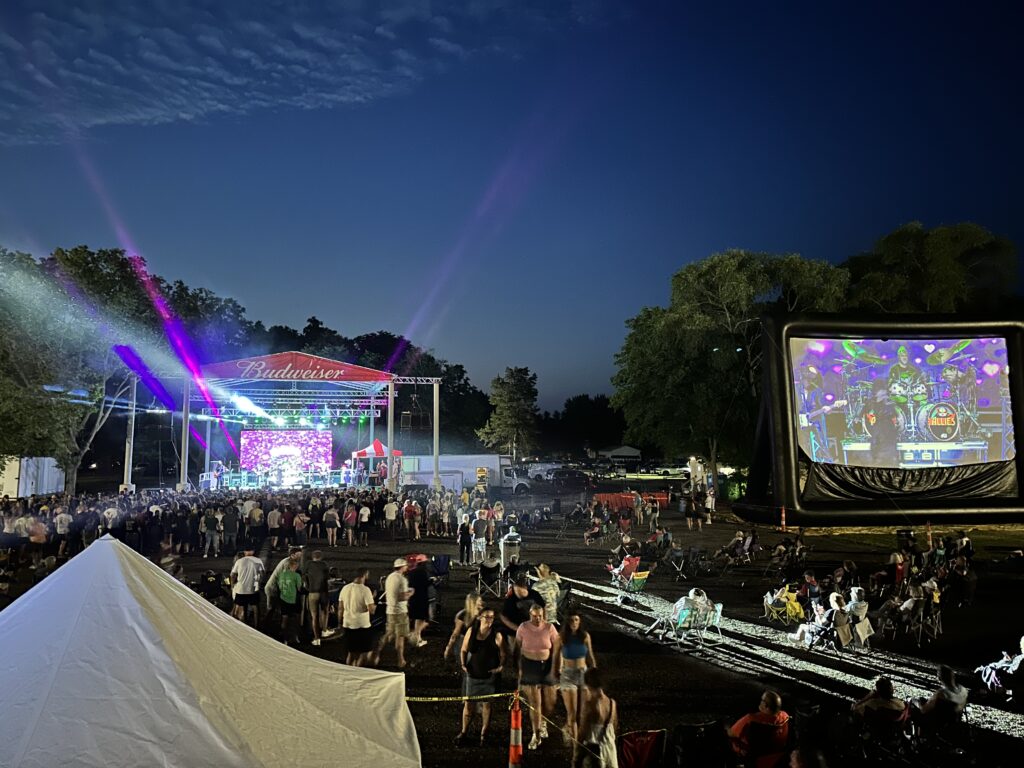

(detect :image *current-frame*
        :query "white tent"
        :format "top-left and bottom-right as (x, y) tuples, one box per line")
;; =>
(597, 445), (642, 459)
(0, 536), (421, 768)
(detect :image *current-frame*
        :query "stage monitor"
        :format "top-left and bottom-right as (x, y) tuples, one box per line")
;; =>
(239, 430), (333, 476)
(789, 336), (1014, 469)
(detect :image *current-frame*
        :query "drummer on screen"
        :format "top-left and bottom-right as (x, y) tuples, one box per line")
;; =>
(887, 345), (925, 403)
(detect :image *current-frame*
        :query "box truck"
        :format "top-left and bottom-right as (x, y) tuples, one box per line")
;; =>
(400, 454), (531, 496)
(1, 457), (66, 498)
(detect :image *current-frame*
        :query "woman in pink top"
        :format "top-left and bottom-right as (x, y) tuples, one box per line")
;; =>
(516, 603), (561, 750)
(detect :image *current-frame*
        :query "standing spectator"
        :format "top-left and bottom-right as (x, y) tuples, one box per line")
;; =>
(407, 560), (432, 648)
(457, 514), (473, 566)
(471, 510), (489, 564)
(339, 568), (377, 666)
(53, 507), (73, 559)
(685, 493), (703, 532)
(533, 564), (562, 626)
(220, 505), (239, 556)
(358, 502), (371, 547)
(455, 608), (505, 746)
(201, 507), (221, 559)
(323, 505), (340, 547)
(229, 546), (264, 626)
(281, 504), (295, 548)
(304, 550), (329, 646)
(705, 486), (716, 523)
(515, 603), (560, 750)
(445, 592), (483, 660)
(384, 496), (400, 539)
(556, 612), (598, 745)
(575, 668), (618, 768)
(343, 501), (358, 547)
(266, 505), (282, 551)
(377, 558), (415, 669)
(277, 559), (303, 646)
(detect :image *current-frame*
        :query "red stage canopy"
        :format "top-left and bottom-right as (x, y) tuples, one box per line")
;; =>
(353, 439), (402, 458)
(201, 352), (393, 384)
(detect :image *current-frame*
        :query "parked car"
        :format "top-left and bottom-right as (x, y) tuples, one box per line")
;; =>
(654, 463), (688, 476)
(550, 468), (594, 491)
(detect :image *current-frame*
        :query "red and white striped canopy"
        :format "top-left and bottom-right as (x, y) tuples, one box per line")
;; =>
(352, 439), (401, 458)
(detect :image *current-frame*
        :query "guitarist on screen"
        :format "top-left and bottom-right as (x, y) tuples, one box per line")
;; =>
(797, 368), (845, 462)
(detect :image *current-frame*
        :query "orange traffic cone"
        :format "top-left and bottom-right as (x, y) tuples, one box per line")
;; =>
(779, 506), (787, 533)
(508, 691), (522, 767)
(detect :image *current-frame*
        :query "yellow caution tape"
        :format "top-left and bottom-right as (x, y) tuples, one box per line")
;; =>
(405, 692), (515, 703)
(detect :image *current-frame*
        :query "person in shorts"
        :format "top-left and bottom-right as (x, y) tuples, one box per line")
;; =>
(377, 558), (414, 668)
(555, 612), (598, 744)
(455, 608), (505, 746)
(277, 559), (303, 646)
(516, 603), (561, 750)
(230, 546), (265, 626)
(304, 550), (329, 645)
(339, 567), (376, 666)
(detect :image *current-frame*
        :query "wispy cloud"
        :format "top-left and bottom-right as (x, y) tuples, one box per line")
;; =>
(0, 0), (601, 145)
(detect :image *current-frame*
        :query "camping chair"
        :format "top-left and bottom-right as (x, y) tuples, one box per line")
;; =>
(665, 550), (688, 582)
(904, 598), (927, 646)
(608, 555), (641, 590)
(476, 560), (502, 599)
(762, 592), (792, 626)
(619, 729), (667, 768)
(850, 614), (875, 649)
(431, 554), (451, 588)
(617, 569), (650, 606)
(923, 605), (943, 642)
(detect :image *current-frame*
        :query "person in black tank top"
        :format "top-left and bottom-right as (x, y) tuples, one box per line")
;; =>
(456, 610), (505, 746)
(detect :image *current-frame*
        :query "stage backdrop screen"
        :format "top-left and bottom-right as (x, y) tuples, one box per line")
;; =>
(789, 337), (1014, 469)
(239, 430), (333, 474)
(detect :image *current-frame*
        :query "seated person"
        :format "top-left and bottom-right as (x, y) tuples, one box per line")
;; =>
(583, 516), (603, 546)
(796, 570), (821, 609)
(912, 665), (968, 731)
(975, 635), (1024, 691)
(789, 603), (826, 644)
(852, 677), (909, 736)
(728, 690), (790, 768)
(833, 560), (858, 593)
(716, 531), (746, 561)
(765, 584), (804, 622)
(609, 535), (639, 566)
(662, 540), (686, 567)
(847, 587), (870, 622)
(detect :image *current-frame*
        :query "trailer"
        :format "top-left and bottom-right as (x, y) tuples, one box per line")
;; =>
(1, 457), (66, 498)
(400, 454), (531, 496)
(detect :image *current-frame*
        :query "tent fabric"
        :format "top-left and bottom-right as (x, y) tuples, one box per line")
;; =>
(353, 439), (402, 458)
(0, 536), (421, 768)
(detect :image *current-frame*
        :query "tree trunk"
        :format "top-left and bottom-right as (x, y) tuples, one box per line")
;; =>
(707, 436), (719, 495)
(64, 462), (79, 496)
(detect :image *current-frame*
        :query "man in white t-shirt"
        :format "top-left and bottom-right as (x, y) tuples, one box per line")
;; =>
(267, 506), (283, 550)
(383, 497), (399, 540)
(376, 558), (414, 668)
(230, 546), (265, 626)
(358, 504), (371, 547)
(53, 507), (74, 558)
(338, 567), (376, 666)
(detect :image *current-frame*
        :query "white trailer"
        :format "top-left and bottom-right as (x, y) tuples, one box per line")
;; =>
(400, 454), (531, 496)
(1, 457), (66, 498)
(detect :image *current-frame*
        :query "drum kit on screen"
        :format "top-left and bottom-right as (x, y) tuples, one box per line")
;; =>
(841, 340), (981, 443)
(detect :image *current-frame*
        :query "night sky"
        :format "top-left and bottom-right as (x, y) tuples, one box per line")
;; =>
(1, 1), (1022, 410)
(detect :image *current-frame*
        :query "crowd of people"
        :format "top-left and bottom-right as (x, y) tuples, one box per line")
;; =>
(2, 482), (1018, 768)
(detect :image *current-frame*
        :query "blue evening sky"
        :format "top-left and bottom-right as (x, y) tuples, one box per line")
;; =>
(1, 1), (1022, 409)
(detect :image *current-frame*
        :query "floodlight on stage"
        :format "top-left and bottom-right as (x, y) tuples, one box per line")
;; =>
(273, 416), (285, 427)
(299, 416), (310, 426)
(315, 422), (327, 431)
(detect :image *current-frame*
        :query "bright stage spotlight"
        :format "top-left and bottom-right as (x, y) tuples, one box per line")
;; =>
(299, 416), (310, 426)
(272, 416), (285, 427)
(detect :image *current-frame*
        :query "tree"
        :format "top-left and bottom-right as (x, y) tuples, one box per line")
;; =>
(844, 221), (1018, 314)
(0, 246), (164, 489)
(476, 367), (540, 461)
(613, 251), (849, 486)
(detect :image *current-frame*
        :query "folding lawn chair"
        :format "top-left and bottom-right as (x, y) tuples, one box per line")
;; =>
(476, 560), (503, 599)
(555, 584), (574, 623)
(619, 729), (667, 768)
(762, 592), (792, 626)
(431, 554), (451, 587)
(608, 555), (641, 590)
(616, 569), (650, 606)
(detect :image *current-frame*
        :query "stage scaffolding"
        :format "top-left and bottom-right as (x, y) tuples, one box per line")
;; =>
(117, 352), (441, 494)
